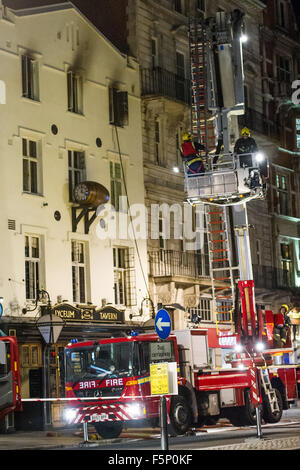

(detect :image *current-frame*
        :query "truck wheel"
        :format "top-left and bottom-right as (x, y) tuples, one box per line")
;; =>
(169, 395), (191, 436)
(227, 389), (257, 426)
(94, 421), (123, 439)
(262, 389), (283, 423)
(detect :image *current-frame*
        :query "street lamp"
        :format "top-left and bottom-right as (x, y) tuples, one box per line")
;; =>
(130, 297), (156, 320)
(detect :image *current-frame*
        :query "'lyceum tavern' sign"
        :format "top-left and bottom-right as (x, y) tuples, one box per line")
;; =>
(52, 303), (125, 324)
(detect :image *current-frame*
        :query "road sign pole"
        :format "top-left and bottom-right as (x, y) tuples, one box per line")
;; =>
(160, 395), (169, 451)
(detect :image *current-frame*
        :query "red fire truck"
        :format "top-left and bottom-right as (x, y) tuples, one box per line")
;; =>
(63, 324), (299, 438)
(0, 336), (22, 430)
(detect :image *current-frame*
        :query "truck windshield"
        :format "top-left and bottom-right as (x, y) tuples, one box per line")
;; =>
(65, 342), (136, 383)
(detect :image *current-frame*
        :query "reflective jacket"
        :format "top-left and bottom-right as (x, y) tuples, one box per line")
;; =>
(181, 141), (198, 158)
(234, 137), (258, 155)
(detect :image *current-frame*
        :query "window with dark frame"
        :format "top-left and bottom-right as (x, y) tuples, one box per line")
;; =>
(21, 54), (39, 101)
(71, 240), (87, 304)
(275, 173), (289, 215)
(68, 150), (86, 202)
(155, 118), (161, 164)
(110, 161), (123, 211)
(25, 235), (41, 300)
(109, 88), (128, 127)
(22, 137), (39, 194)
(67, 70), (83, 114)
(280, 241), (293, 287)
(113, 247), (137, 307)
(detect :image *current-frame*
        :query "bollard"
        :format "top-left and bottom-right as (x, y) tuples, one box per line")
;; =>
(256, 407), (263, 439)
(160, 396), (169, 451)
(83, 416), (90, 443)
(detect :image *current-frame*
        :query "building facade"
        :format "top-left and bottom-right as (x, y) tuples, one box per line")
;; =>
(0, 2), (148, 427)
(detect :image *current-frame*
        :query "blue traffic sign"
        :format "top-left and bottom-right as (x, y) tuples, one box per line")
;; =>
(155, 309), (171, 340)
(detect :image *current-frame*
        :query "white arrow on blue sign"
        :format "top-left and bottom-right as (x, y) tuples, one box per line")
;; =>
(155, 309), (171, 340)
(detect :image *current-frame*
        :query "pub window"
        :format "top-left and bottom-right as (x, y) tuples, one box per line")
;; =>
(109, 87), (128, 127)
(22, 137), (42, 195)
(21, 344), (42, 367)
(113, 247), (137, 306)
(21, 54), (39, 101)
(68, 150), (86, 202)
(71, 240), (87, 304)
(25, 235), (42, 301)
(67, 70), (83, 114)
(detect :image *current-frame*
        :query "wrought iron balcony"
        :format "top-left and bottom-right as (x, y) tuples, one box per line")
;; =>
(148, 249), (209, 279)
(141, 67), (191, 105)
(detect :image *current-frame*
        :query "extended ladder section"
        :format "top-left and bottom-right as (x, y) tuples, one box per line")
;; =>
(205, 205), (237, 334)
(259, 368), (280, 414)
(189, 17), (217, 154)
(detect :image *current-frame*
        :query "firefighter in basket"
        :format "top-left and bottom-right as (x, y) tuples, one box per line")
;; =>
(273, 304), (291, 348)
(180, 132), (205, 176)
(234, 127), (268, 191)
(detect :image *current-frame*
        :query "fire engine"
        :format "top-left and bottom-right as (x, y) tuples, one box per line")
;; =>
(63, 9), (300, 439)
(0, 336), (22, 431)
(64, 326), (299, 438)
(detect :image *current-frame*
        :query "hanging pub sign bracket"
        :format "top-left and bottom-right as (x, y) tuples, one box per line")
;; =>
(71, 206), (97, 234)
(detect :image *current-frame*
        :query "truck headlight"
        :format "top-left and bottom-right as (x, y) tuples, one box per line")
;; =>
(255, 342), (264, 352)
(63, 408), (77, 423)
(127, 403), (144, 418)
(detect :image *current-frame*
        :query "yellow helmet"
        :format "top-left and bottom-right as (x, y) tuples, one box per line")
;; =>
(182, 132), (192, 141)
(280, 304), (289, 313)
(241, 127), (250, 137)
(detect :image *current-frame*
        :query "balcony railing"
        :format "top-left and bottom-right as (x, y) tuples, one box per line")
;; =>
(141, 67), (191, 105)
(238, 108), (281, 141)
(148, 249), (209, 278)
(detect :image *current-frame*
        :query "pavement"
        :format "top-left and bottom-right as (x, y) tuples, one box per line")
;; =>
(0, 410), (299, 451)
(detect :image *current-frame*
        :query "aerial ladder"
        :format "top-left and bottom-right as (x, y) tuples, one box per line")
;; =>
(186, 10), (286, 417)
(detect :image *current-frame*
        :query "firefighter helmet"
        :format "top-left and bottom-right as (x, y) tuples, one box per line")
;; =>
(241, 127), (250, 137)
(280, 304), (289, 313)
(182, 132), (192, 141)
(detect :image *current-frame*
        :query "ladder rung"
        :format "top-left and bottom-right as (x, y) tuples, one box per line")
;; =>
(210, 248), (227, 252)
(209, 230), (226, 234)
(209, 240), (226, 243)
(211, 267), (233, 272)
(212, 258), (229, 262)
(213, 277), (231, 280)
